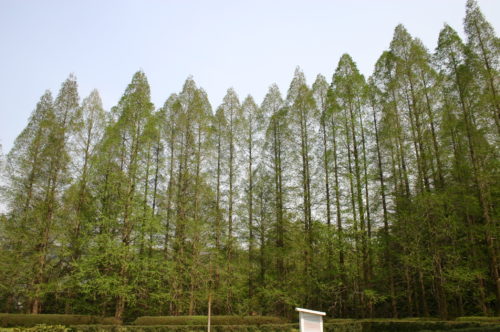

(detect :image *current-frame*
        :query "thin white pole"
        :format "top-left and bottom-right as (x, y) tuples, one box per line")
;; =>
(208, 292), (212, 332)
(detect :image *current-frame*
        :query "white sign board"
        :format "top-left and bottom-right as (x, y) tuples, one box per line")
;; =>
(296, 308), (326, 332)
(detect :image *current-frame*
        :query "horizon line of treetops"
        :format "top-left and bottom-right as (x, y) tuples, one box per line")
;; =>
(0, 0), (498, 322)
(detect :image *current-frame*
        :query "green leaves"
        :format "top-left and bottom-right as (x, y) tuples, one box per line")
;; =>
(0, 0), (499, 319)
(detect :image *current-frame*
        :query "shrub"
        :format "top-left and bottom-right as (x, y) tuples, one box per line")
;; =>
(208, 324), (297, 332)
(100, 318), (122, 326)
(324, 319), (497, 332)
(0, 314), (114, 328)
(456, 317), (500, 323)
(365, 320), (485, 331)
(324, 322), (363, 332)
(69, 326), (128, 332)
(10, 325), (69, 332)
(420, 327), (500, 332)
(133, 316), (287, 326)
(67, 324), (298, 332)
(2, 317), (498, 332)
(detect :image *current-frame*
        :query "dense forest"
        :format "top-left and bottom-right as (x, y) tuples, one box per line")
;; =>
(0, 0), (498, 322)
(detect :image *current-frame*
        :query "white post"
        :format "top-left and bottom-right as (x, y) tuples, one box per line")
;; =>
(207, 292), (211, 332)
(296, 308), (326, 332)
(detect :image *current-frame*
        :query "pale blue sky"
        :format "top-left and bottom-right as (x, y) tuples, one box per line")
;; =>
(0, 0), (499, 153)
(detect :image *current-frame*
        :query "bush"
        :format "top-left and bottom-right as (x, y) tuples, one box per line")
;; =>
(324, 322), (363, 332)
(67, 323), (498, 332)
(133, 316), (287, 326)
(69, 326), (128, 332)
(420, 327), (500, 332)
(0, 314), (116, 328)
(3, 322), (498, 332)
(67, 324), (298, 332)
(364, 320), (486, 331)
(324, 320), (497, 332)
(7, 325), (70, 332)
(100, 318), (122, 326)
(456, 317), (500, 323)
(2, 317), (498, 332)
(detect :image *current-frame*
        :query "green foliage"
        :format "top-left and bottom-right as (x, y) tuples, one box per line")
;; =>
(71, 325), (299, 332)
(420, 328), (500, 332)
(325, 320), (497, 332)
(1, 320), (499, 332)
(456, 317), (500, 323)
(133, 316), (287, 326)
(7, 325), (70, 332)
(0, 314), (111, 327)
(362, 321), (482, 331)
(0, 0), (499, 321)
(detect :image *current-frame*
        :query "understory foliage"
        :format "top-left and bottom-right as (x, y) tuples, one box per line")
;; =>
(0, 0), (499, 321)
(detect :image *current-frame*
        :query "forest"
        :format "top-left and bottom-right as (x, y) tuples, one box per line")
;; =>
(0, 0), (498, 322)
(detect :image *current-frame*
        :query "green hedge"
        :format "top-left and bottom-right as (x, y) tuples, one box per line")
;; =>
(323, 319), (496, 332)
(1, 317), (499, 332)
(65, 322), (497, 332)
(455, 317), (500, 323)
(68, 324), (298, 332)
(133, 316), (287, 326)
(2, 325), (70, 332)
(1, 322), (500, 332)
(420, 327), (500, 332)
(350, 321), (484, 332)
(0, 315), (119, 328)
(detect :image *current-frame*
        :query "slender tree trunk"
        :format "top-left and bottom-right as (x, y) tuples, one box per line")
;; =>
(330, 115), (345, 315)
(258, 189), (266, 288)
(140, 143), (152, 255)
(188, 123), (203, 316)
(404, 267), (414, 316)
(165, 125), (176, 257)
(321, 117), (333, 271)
(150, 140), (161, 256)
(420, 72), (444, 187)
(298, 100), (313, 305)
(371, 101), (398, 318)
(343, 103), (363, 315)
(273, 119), (285, 283)
(215, 121), (222, 251)
(247, 118), (254, 300)
(228, 106), (235, 254)
(357, 100), (373, 283)
(226, 106), (235, 314)
(434, 254), (448, 319)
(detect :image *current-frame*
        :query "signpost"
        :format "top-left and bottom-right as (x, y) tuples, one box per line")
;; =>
(296, 308), (326, 332)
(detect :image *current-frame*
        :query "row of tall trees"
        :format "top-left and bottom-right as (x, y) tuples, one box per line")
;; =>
(0, 0), (498, 321)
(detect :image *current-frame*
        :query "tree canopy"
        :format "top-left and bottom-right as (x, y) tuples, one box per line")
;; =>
(0, 0), (498, 321)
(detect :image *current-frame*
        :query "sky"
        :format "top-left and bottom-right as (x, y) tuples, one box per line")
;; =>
(0, 0), (499, 154)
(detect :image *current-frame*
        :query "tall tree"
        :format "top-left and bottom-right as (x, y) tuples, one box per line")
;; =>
(262, 84), (291, 314)
(332, 54), (371, 316)
(91, 71), (154, 319)
(464, 0), (500, 135)
(436, 23), (499, 314)
(2, 91), (55, 313)
(241, 95), (260, 304)
(61, 89), (106, 313)
(35, 75), (80, 314)
(287, 68), (319, 307)
(312, 75), (333, 272)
